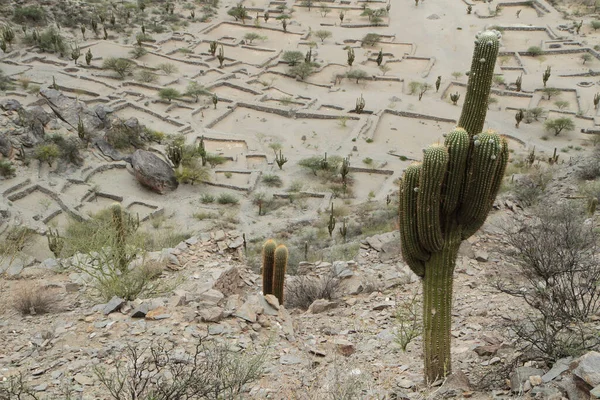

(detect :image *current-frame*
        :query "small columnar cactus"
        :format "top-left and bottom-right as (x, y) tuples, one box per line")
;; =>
(347, 47), (355, 66)
(543, 65), (551, 87)
(399, 30), (508, 383)
(262, 239), (277, 295)
(450, 92), (460, 105)
(594, 93), (600, 110)
(515, 74), (522, 92)
(47, 227), (64, 258)
(217, 45), (225, 68)
(327, 203), (336, 237)
(167, 144), (183, 168)
(273, 244), (288, 305)
(515, 109), (524, 128)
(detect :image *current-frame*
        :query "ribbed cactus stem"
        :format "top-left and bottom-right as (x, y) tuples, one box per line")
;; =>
(110, 203), (127, 272)
(273, 244), (288, 305)
(262, 239), (277, 295)
(399, 163), (429, 276)
(398, 31), (507, 383)
(423, 226), (461, 382)
(417, 145), (449, 252)
(458, 30), (501, 137)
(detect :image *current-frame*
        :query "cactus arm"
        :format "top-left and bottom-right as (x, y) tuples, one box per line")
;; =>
(458, 131), (502, 227)
(461, 136), (508, 239)
(262, 239), (277, 295)
(399, 164), (430, 272)
(273, 244), (288, 305)
(457, 31), (501, 137)
(441, 128), (470, 215)
(417, 145), (449, 252)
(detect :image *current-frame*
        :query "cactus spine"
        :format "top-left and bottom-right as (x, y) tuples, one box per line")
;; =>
(273, 244), (288, 305)
(262, 239), (277, 296)
(399, 30), (508, 383)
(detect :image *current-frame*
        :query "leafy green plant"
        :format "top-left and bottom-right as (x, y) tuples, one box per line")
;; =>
(217, 193), (239, 205)
(0, 160), (15, 177)
(103, 57), (135, 79)
(262, 174), (283, 187)
(34, 143), (60, 166)
(544, 117), (575, 136)
(158, 87), (181, 102)
(282, 50), (304, 66)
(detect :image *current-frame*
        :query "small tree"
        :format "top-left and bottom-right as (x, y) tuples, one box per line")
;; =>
(527, 46), (543, 57)
(314, 29), (332, 43)
(289, 62), (314, 80)
(228, 4), (248, 23)
(103, 57), (135, 79)
(544, 117), (575, 136)
(362, 33), (380, 47)
(184, 81), (209, 102)
(591, 20), (600, 31)
(282, 50), (304, 66)
(542, 87), (560, 100)
(582, 53), (593, 65)
(158, 88), (181, 102)
(554, 100), (569, 110)
(244, 32), (266, 44)
(418, 83), (431, 100)
(347, 69), (368, 84)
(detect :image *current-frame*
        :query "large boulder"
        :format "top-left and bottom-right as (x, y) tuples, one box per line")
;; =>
(130, 150), (178, 194)
(40, 87), (104, 132)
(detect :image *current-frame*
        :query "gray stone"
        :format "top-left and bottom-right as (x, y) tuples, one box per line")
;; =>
(0, 134), (11, 157)
(259, 296), (279, 316)
(199, 289), (224, 305)
(131, 303), (150, 318)
(308, 299), (337, 314)
(591, 385), (600, 399)
(208, 324), (225, 335)
(6, 258), (24, 276)
(74, 373), (94, 386)
(234, 301), (258, 322)
(542, 357), (572, 382)
(510, 367), (545, 392)
(474, 250), (489, 262)
(198, 307), (224, 322)
(458, 241), (475, 259)
(33, 383), (48, 392)
(228, 236), (244, 249)
(40, 88), (103, 132)
(103, 296), (125, 315)
(573, 351), (600, 387)
(0, 98), (22, 111)
(280, 354), (303, 365)
(130, 150), (178, 194)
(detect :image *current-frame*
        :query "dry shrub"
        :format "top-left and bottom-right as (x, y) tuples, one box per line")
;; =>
(285, 272), (343, 310)
(13, 284), (59, 315)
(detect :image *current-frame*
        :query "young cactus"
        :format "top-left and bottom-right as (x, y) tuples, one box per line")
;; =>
(355, 94), (366, 114)
(262, 239), (277, 295)
(272, 244), (288, 305)
(515, 108), (524, 128)
(435, 76), (441, 92)
(327, 203), (336, 237)
(209, 41), (217, 56)
(217, 45), (225, 68)
(347, 47), (355, 66)
(275, 149), (288, 170)
(47, 227), (64, 258)
(515, 74), (522, 92)
(376, 49), (383, 66)
(542, 65), (551, 87)
(399, 30), (508, 383)
(588, 197), (598, 216)
(594, 93), (600, 110)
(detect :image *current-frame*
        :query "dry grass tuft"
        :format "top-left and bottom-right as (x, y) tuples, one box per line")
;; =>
(13, 284), (60, 315)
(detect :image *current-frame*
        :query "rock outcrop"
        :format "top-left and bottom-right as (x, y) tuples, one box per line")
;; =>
(40, 87), (104, 132)
(130, 150), (178, 194)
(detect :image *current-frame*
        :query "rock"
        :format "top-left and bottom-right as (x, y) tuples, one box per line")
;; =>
(531, 385), (563, 400)
(372, 301), (394, 311)
(572, 351), (600, 387)
(124, 117), (140, 130)
(308, 299), (337, 314)
(199, 289), (224, 305)
(0, 134), (11, 157)
(334, 338), (355, 356)
(228, 236), (244, 249)
(591, 385), (600, 399)
(459, 241), (475, 259)
(474, 250), (489, 262)
(0, 98), (22, 111)
(280, 354), (303, 365)
(542, 357), (572, 382)
(259, 296), (279, 316)
(146, 306), (170, 320)
(94, 104), (113, 123)
(130, 303), (150, 318)
(130, 150), (178, 194)
(103, 296), (125, 315)
(198, 307), (224, 322)
(510, 367), (545, 393)
(33, 383), (48, 392)
(74, 373), (94, 386)
(213, 267), (246, 296)
(40, 88), (103, 132)
(438, 370), (471, 397)
(264, 294), (280, 310)
(473, 344), (499, 357)
(529, 375), (542, 386)
(235, 301), (257, 323)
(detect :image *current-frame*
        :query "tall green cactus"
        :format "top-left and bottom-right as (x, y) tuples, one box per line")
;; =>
(273, 244), (288, 305)
(399, 30), (508, 383)
(262, 239), (277, 296)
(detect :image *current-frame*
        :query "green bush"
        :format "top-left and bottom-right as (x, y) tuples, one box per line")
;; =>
(105, 122), (144, 150)
(217, 193), (239, 205)
(13, 6), (46, 24)
(47, 134), (84, 165)
(34, 143), (60, 166)
(0, 160), (15, 177)
(282, 50), (304, 66)
(527, 46), (543, 56)
(158, 88), (181, 102)
(262, 174), (283, 187)
(362, 33), (381, 47)
(200, 193), (215, 203)
(0, 68), (14, 91)
(103, 57), (135, 79)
